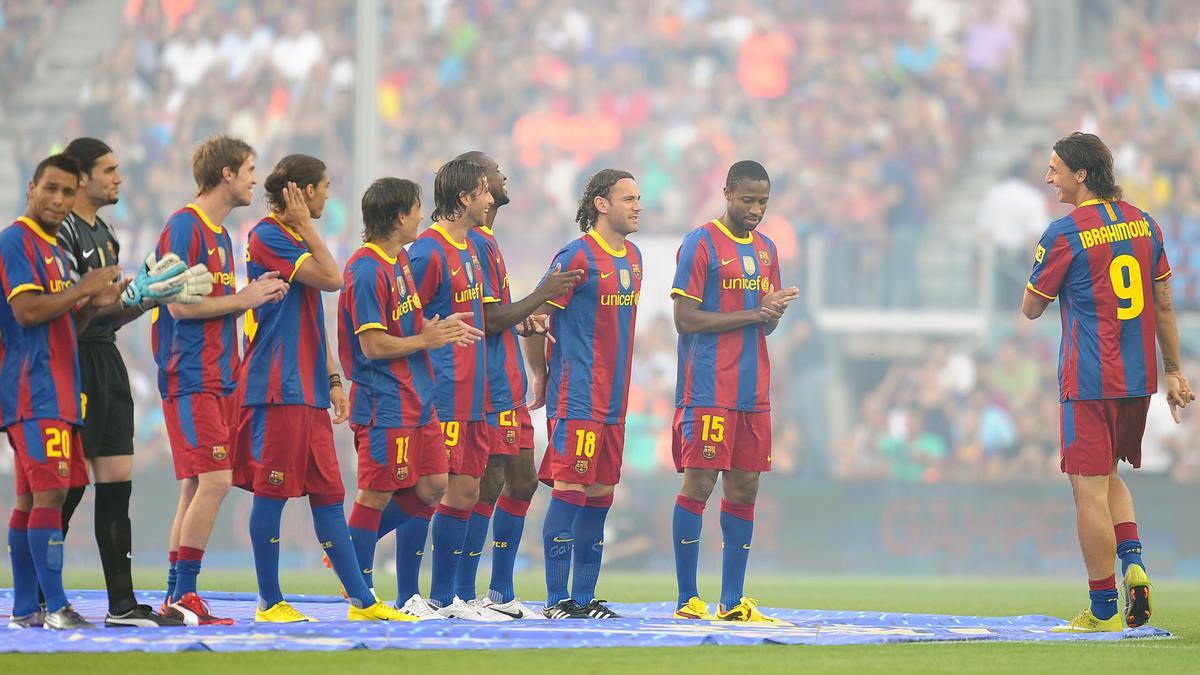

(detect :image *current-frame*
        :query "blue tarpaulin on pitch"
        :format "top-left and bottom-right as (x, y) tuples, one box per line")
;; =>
(0, 590), (1171, 653)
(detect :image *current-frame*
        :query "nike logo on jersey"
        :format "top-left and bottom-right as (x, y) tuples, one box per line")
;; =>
(600, 271), (615, 279)
(451, 267), (462, 277)
(208, 247), (218, 255)
(552, 536), (574, 543)
(720, 257), (737, 266)
(680, 539), (700, 545)
(468, 551), (482, 557)
(82, 248), (96, 258)
(44, 256), (55, 264)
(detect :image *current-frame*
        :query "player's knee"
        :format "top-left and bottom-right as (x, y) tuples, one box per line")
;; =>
(419, 475), (448, 505)
(504, 473), (539, 502)
(477, 457), (507, 505)
(680, 471), (718, 502)
(356, 489), (391, 511)
(32, 488), (68, 509)
(14, 494), (33, 512)
(197, 470), (233, 496)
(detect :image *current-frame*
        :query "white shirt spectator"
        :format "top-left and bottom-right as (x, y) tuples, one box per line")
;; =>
(161, 33), (218, 89)
(270, 29), (324, 83)
(218, 24), (273, 81)
(977, 177), (1049, 253)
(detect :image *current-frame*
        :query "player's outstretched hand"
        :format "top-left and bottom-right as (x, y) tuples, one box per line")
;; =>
(757, 286), (800, 323)
(537, 263), (584, 302)
(1165, 372), (1195, 423)
(329, 382), (350, 424)
(422, 312), (484, 349)
(517, 313), (555, 343)
(528, 372), (547, 410)
(240, 270), (289, 308)
(78, 265), (123, 298)
(96, 275), (132, 308)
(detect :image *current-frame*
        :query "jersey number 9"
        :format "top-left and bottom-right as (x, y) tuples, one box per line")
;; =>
(1109, 255), (1144, 321)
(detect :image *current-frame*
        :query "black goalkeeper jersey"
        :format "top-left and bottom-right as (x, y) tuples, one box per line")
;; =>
(58, 211), (121, 343)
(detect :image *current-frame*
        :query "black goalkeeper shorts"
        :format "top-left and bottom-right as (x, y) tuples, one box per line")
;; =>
(78, 341), (135, 458)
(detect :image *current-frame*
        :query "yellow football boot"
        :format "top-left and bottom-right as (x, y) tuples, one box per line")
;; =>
(673, 597), (716, 620)
(1051, 608), (1125, 633)
(348, 600), (420, 622)
(255, 600), (317, 623)
(716, 597), (781, 623)
(1123, 563), (1153, 628)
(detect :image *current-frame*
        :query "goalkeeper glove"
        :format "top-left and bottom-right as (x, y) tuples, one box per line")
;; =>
(120, 252), (187, 308)
(166, 264), (214, 304)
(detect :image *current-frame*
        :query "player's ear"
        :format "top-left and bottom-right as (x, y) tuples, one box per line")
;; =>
(1076, 168), (1087, 185)
(26, 180), (35, 200)
(594, 195), (608, 214)
(222, 165), (236, 183)
(723, 185), (732, 202)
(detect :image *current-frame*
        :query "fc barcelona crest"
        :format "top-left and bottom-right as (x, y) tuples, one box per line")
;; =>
(631, 262), (642, 279)
(742, 256), (756, 276)
(619, 269), (631, 289)
(396, 465), (410, 481)
(506, 429), (517, 444)
(268, 470), (285, 486)
(57, 461), (69, 477)
(212, 445), (228, 461)
(575, 459), (589, 474)
(758, 249), (771, 265)
(702, 445), (717, 459)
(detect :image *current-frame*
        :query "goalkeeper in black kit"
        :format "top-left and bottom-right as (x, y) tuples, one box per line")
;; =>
(54, 138), (212, 627)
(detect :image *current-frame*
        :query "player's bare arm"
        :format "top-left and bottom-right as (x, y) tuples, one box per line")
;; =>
(280, 181), (342, 292)
(1153, 278), (1194, 421)
(672, 286), (799, 335)
(521, 302), (556, 409)
(9, 264), (122, 327)
(358, 311), (482, 361)
(1021, 287), (1051, 320)
(168, 270), (288, 321)
(483, 263), (582, 335)
(326, 345), (350, 424)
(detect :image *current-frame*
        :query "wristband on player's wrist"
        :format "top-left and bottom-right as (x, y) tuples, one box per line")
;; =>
(329, 374), (343, 389)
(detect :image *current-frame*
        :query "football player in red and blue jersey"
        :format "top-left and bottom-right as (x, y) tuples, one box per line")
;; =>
(525, 169), (643, 619)
(669, 161), (798, 623)
(2, 154), (125, 629)
(403, 159), (503, 620)
(152, 136), (288, 625)
(233, 155), (409, 622)
(455, 151), (581, 619)
(340, 177), (481, 620)
(1023, 133), (1193, 632)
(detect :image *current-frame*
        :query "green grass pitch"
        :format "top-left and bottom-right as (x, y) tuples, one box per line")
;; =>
(1, 569), (1197, 673)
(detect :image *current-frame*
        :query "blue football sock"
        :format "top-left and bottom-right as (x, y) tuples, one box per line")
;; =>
(719, 500), (754, 611)
(348, 503), (384, 589)
(396, 512), (431, 601)
(429, 505), (470, 607)
(7, 511), (39, 616)
(249, 495), (286, 607)
(166, 551), (178, 601)
(311, 500), (375, 608)
(1117, 540), (1145, 577)
(1090, 576), (1119, 620)
(27, 507), (67, 613)
(377, 500), (408, 538)
(571, 496), (612, 606)
(488, 496), (530, 603)
(174, 546), (203, 598)
(455, 504), (493, 601)
(543, 490), (585, 607)
(673, 495), (705, 608)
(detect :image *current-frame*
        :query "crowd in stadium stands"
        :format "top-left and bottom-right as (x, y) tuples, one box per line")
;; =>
(4, 1), (1197, 484)
(0, 0), (66, 97)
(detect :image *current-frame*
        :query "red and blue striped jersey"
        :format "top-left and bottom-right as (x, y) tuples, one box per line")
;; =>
(239, 215), (328, 408)
(1027, 199), (1172, 401)
(407, 224), (488, 422)
(468, 225), (528, 412)
(670, 220), (781, 411)
(152, 204), (240, 398)
(0, 217), (82, 427)
(544, 230), (642, 424)
(338, 243), (436, 427)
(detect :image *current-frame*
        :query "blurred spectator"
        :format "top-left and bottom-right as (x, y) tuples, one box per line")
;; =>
(978, 151), (1051, 305)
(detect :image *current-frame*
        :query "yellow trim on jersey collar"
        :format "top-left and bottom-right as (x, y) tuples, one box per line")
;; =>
(363, 242), (397, 264)
(17, 216), (58, 245)
(1077, 199), (1111, 207)
(1077, 198), (1119, 221)
(478, 225), (494, 236)
(187, 203), (223, 234)
(269, 212), (304, 242)
(431, 223), (468, 250)
(587, 229), (627, 257)
(712, 219), (753, 244)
